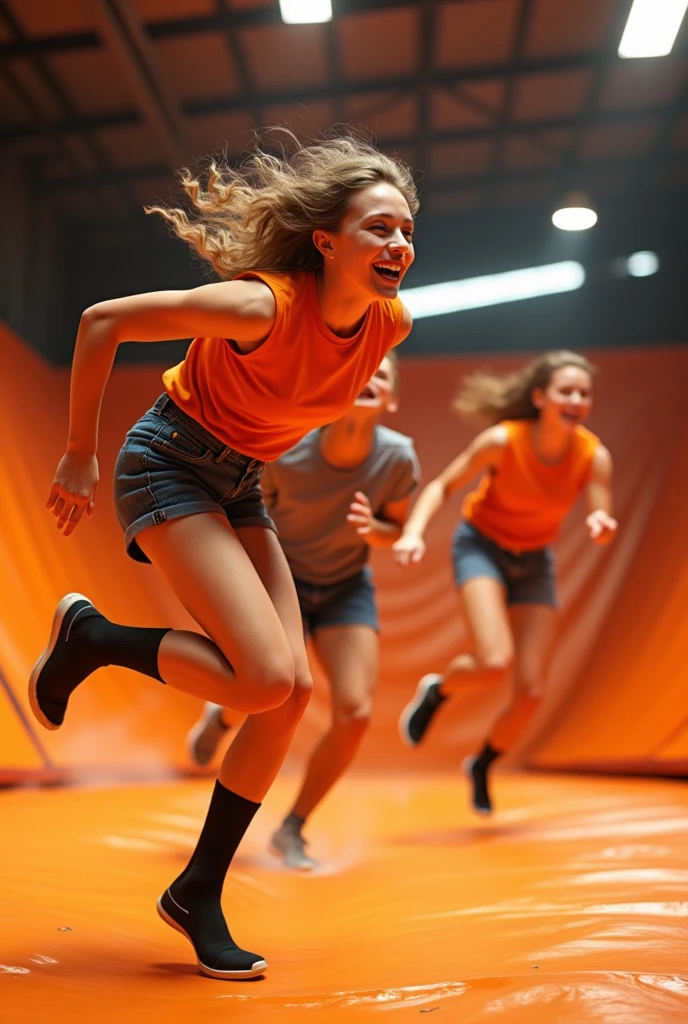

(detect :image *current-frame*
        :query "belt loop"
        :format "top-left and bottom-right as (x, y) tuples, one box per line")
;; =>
(214, 446), (233, 464)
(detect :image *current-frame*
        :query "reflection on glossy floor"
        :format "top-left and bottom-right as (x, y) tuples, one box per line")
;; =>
(3, 771), (688, 1022)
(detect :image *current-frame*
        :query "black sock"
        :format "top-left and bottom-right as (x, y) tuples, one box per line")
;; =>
(34, 600), (172, 728)
(175, 781), (260, 899)
(162, 781), (263, 971)
(282, 811), (306, 832)
(69, 607), (170, 684)
(474, 742), (501, 773)
(469, 742), (501, 813)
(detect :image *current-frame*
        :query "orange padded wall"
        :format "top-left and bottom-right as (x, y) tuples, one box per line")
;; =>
(1, 320), (686, 780)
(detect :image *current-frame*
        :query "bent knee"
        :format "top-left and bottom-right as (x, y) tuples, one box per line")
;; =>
(477, 651), (513, 682)
(246, 660), (297, 712)
(333, 699), (373, 734)
(516, 681), (545, 701)
(290, 670), (314, 714)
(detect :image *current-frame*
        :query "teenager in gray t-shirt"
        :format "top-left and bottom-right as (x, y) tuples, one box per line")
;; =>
(186, 353), (420, 869)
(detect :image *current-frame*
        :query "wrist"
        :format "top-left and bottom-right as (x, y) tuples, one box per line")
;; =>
(66, 440), (97, 457)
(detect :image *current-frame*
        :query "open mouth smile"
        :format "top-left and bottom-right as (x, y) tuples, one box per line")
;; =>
(372, 261), (402, 283)
(357, 382), (380, 401)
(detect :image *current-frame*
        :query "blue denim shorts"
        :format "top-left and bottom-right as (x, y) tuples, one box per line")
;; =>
(114, 394), (276, 563)
(294, 567), (379, 636)
(451, 520), (557, 607)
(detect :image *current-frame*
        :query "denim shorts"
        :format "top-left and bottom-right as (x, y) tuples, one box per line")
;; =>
(451, 520), (557, 607)
(114, 394), (276, 563)
(294, 567), (379, 636)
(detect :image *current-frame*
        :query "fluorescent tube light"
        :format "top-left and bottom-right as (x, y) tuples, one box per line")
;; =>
(279, 0), (332, 24)
(402, 262), (586, 320)
(618, 0), (688, 57)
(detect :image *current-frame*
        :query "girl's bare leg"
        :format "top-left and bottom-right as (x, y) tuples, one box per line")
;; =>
(399, 577), (513, 746)
(141, 518), (312, 979)
(467, 603), (555, 813)
(289, 624), (378, 820)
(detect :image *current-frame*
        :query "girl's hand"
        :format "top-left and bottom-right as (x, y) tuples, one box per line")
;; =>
(347, 491), (374, 535)
(393, 532), (426, 567)
(586, 509), (618, 546)
(47, 451), (99, 537)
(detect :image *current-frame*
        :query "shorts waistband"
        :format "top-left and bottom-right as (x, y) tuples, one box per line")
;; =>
(152, 394), (263, 470)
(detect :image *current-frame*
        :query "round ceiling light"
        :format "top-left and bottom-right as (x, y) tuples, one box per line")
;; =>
(552, 190), (598, 232)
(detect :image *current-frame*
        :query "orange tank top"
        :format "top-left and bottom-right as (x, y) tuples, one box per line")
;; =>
(462, 419), (600, 551)
(162, 270), (404, 461)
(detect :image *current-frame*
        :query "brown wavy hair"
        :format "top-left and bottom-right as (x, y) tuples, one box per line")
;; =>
(145, 131), (419, 280)
(453, 350), (596, 425)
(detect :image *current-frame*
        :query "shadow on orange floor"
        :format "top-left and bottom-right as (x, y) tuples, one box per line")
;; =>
(4, 772), (688, 1023)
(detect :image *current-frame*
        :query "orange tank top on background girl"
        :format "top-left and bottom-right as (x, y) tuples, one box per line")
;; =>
(162, 271), (404, 462)
(462, 419), (600, 551)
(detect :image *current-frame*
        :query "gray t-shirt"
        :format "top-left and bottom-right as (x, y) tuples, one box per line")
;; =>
(261, 425), (420, 586)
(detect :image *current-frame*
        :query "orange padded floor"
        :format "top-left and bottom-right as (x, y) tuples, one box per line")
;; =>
(3, 771), (688, 1023)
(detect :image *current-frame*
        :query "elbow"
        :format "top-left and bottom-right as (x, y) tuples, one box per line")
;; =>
(430, 479), (449, 502)
(81, 303), (110, 328)
(80, 303), (119, 343)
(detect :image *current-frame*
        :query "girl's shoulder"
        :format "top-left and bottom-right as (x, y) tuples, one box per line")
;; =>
(573, 423), (602, 459)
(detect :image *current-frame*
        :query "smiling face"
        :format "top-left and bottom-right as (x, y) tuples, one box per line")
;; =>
(313, 182), (415, 300)
(353, 354), (398, 413)
(532, 365), (593, 430)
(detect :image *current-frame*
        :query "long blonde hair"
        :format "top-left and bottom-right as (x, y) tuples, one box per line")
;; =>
(453, 350), (596, 425)
(146, 132), (419, 279)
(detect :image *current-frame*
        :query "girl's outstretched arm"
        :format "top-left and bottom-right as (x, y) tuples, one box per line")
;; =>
(393, 424), (507, 566)
(585, 444), (617, 545)
(48, 279), (276, 537)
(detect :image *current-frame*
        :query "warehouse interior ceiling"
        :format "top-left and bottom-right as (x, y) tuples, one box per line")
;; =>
(0, 0), (686, 360)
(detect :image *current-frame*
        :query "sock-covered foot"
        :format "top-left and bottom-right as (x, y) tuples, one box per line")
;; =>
(464, 743), (500, 815)
(157, 881), (267, 979)
(29, 594), (103, 730)
(270, 815), (317, 872)
(29, 594), (169, 731)
(398, 673), (447, 746)
(186, 704), (231, 767)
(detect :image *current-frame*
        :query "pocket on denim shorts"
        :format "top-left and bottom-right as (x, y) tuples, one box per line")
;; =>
(149, 420), (214, 463)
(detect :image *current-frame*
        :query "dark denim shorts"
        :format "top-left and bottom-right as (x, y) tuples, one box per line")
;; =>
(114, 394), (276, 563)
(451, 520), (557, 607)
(294, 567), (379, 636)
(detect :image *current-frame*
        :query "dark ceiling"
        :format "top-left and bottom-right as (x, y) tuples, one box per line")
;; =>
(0, 0), (686, 362)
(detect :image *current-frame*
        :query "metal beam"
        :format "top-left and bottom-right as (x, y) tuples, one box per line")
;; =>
(1, 52), (643, 148)
(0, 0), (135, 216)
(93, 0), (192, 167)
(0, 31), (98, 59)
(214, 0), (261, 137)
(489, 0), (537, 181)
(557, 0), (637, 192)
(634, 72), (688, 188)
(415, 0), (434, 175)
(6, 103), (674, 150)
(42, 149), (687, 197)
(178, 53), (634, 116)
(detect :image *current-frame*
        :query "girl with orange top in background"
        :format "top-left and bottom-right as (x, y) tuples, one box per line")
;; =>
(28, 135), (417, 981)
(395, 351), (617, 815)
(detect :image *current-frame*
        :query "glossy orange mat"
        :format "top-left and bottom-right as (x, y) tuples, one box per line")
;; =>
(3, 772), (688, 1022)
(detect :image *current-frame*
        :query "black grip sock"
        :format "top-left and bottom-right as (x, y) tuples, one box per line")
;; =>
(468, 742), (501, 814)
(161, 781), (265, 976)
(31, 595), (171, 729)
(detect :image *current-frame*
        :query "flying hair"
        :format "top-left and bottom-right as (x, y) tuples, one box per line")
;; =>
(146, 129), (419, 280)
(453, 350), (596, 425)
